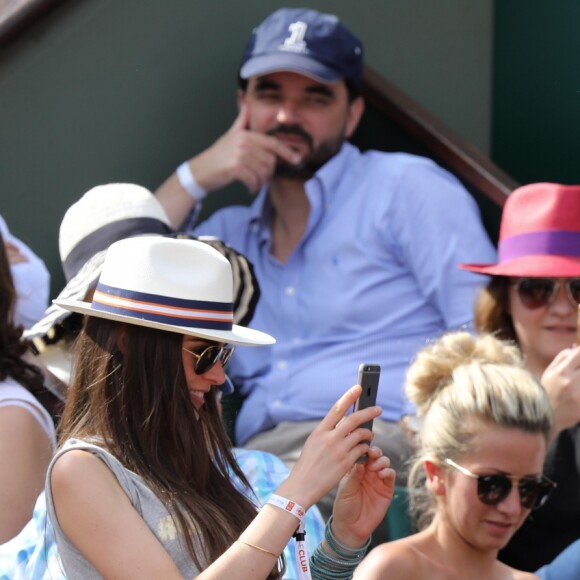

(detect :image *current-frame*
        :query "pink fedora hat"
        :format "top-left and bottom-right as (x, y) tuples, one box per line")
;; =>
(460, 182), (580, 277)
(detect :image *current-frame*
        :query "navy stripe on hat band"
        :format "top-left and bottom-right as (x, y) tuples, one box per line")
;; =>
(63, 218), (173, 282)
(92, 282), (234, 331)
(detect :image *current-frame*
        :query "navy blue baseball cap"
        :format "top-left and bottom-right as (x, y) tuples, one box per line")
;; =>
(240, 8), (364, 91)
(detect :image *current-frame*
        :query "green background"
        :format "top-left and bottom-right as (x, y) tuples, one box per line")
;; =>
(0, 0), (577, 299)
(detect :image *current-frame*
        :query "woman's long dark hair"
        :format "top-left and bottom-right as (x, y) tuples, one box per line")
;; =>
(59, 317), (282, 577)
(0, 232), (46, 400)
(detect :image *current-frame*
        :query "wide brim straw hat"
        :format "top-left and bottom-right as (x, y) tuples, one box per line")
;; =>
(23, 183), (173, 394)
(55, 236), (275, 347)
(460, 182), (580, 277)
(24, 185), (263, 392)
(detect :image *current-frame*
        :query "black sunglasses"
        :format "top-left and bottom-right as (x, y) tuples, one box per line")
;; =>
(182, 344), (235, 375)
(444, 458), (556, 510)
(512, 277), (580, 310)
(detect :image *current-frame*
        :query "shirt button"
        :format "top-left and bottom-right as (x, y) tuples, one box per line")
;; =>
(285, 286), (296, 296)
(277, 360), (288, 370)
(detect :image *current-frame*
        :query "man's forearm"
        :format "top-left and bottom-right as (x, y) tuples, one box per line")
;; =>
(154, 170), (198, 230)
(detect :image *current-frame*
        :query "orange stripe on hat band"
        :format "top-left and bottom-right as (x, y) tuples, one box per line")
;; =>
(92, 283), (234, 330)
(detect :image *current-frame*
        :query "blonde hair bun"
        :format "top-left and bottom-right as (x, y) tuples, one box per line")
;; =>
(405, 331), (522, 413)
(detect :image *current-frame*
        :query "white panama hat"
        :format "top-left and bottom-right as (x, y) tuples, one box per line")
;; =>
(55, 236), (275, 347)
(59, 183), (172, 282)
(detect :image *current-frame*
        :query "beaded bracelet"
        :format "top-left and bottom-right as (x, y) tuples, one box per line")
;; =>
(311, 547), (359, 568)
(308, 515), (371, 580)
(325, 515), (371, 559)
(309, 545), (355, 580)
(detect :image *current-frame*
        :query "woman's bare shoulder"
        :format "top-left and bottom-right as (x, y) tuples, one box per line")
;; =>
(508, 564), (541, 580)
(50, 447), (127, 511)
(51, 448), (107, 486)
(354, 536), (434, 580)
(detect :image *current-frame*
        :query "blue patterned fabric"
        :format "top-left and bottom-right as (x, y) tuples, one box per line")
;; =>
(0, 491), (64, 580)
(0, 448), (324, 579)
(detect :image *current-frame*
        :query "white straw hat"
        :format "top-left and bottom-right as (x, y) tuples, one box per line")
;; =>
(54, 236), (275, 346)
(59, 183), (172, 282)
(23, 183), (173, 395)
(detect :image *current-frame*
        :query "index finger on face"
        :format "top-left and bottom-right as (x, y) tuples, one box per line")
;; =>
(273, 139), (302, 164)
(254, 133), (301, 165)
(230, 103), (250, 132)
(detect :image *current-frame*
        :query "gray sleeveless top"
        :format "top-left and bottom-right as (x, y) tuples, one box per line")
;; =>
(45, 438), (204, 578)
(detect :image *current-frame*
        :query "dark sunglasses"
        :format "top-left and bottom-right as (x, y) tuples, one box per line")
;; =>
(444, 458), (556, 510)
(182, 344), (235, 375)
(512, 277), (580, 310)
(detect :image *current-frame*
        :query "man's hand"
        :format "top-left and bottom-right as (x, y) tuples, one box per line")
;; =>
(189, 105), (301, 194)
(155, 104), (302, 229)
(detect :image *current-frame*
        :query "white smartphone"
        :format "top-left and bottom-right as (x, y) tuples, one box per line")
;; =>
(354, 363), (381, 463)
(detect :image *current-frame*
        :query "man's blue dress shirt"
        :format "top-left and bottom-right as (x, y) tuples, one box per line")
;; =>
(194, 143), (497, 444)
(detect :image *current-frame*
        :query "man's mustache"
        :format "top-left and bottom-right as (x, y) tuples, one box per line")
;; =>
(267, 125), (313, 148)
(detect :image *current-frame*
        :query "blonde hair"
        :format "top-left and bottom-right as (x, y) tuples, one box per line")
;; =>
(406, 331), (552, 529)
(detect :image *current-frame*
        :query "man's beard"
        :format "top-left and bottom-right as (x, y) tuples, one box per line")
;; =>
(267, 125), (345, 181)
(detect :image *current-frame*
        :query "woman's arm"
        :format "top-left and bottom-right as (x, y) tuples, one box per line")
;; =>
(205, 385), (386, 578)
(51, 450), (184, 579)
(307, 446), (396, 578)
(0, 406), (53, 543)
(51, 385), (385, 579)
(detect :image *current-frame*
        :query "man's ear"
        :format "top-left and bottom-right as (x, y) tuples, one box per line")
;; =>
(425, 460), (446, 497)
(345, 96), (365, 138)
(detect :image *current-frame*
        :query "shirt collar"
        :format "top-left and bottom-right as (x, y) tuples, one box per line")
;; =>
(307, 142), (359, 203)
(248, 142), (360, 227)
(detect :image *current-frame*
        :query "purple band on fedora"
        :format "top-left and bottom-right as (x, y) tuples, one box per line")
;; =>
(92, 282), (234, 331)
(499, 230), (580, 262)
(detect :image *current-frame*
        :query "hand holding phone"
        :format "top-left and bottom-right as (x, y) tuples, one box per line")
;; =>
(354, 363), (381, 463)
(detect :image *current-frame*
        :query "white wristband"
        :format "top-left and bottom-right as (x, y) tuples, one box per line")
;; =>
(176, 161), (207, 201)
(267, 494), (306, 523)
(268, 494), (310, 580)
